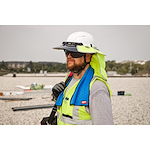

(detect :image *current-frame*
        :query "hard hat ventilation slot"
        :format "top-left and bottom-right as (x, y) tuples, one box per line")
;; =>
(62, 42), (83, 47)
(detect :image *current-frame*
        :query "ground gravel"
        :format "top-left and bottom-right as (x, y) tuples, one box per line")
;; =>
(0, 74), (150, 125)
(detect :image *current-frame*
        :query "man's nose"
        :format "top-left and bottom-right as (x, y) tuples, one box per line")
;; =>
(67, 53), (72, 58)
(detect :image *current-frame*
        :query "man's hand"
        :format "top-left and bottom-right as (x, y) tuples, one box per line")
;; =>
(52, 82), (66, 100)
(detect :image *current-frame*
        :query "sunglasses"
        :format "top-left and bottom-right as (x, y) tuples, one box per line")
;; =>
(64, 50), (85, 58)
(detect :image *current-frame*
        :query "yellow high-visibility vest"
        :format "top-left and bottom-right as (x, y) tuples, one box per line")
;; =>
(57, 52), (112, 125)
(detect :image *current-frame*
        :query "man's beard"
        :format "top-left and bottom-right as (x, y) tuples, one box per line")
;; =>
(67, 61), (84, 73)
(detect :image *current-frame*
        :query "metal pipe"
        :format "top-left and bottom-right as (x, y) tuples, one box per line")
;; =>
(12, 104), (55, 111)
(0, 97), (32, 100)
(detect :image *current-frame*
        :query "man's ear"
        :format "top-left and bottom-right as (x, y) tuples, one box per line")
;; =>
(86, 53), (92, 62)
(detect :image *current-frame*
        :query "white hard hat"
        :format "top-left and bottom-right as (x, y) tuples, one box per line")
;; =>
(53, 31), (95, 52)
(66, 31), (94, 46)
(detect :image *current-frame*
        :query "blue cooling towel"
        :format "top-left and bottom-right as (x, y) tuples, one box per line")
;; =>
(56, 66), (94, 106)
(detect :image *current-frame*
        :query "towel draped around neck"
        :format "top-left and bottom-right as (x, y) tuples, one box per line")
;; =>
(55, 66), (94, 106)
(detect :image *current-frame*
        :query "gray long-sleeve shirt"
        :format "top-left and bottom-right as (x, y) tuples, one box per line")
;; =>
(67, 78), (114, 125)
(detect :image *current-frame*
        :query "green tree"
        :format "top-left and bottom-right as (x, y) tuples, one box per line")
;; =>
(1, 61), (8, 70)
(112, 66), (117, 71)
(131, 68), (136, 75)
(106, 66), (111, 71)
(121, 66), (128, 74)
(106, 60), (116, 70)
(144, 61), (150, 73)
(117, 68), (123, 74)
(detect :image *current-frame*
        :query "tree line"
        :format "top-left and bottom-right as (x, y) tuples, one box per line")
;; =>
(27, 61), (68, 73)
(0, 60), (150, 75)
(0, 61), (68, 75)
(106, 60), (150, 75)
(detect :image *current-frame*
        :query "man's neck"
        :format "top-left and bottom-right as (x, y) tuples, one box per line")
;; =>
(73, 64), (90, 79)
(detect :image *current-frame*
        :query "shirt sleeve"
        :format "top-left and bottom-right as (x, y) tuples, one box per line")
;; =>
(89, 80), (114, 125)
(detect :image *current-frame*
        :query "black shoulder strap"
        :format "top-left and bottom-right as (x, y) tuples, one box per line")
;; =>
(48, 73), (73, 124)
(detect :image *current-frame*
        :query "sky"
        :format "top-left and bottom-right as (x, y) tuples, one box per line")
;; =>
(0, 1), (150, 63)
(0, 25), (150, 63)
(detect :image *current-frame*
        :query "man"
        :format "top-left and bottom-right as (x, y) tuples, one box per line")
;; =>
(42, 31), (114, 125)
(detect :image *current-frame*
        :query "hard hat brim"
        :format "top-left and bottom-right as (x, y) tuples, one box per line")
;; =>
(53, 45), (78, 52)
(53, 45), (105, 55)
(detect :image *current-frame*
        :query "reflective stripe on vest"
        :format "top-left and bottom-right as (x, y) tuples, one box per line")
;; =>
(57, 106), (92, 125)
